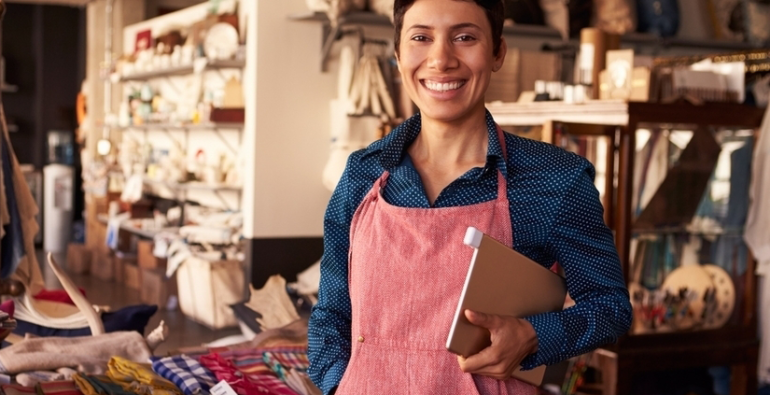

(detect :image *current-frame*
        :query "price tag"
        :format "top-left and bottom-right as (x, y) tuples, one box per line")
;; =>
(210, 381), (238, 395)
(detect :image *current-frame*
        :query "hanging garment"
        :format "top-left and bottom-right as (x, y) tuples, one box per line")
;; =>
(746, 103), (770, 384)
(0, 135), (26, 279)
(335, 126), (535, 394)
(35, 380), (84, 395)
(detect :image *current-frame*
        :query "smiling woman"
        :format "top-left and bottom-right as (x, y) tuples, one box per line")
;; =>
(307, 0), (633, 394)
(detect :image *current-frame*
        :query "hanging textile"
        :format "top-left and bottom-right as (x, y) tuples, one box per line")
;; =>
(746, 103), (770, 385)
(0, 101), (44, 294)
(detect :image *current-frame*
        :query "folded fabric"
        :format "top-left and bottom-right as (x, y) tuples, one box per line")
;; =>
(0, 331), (152, 374)
(106, 357), (180, 395)
(13, 305), (157, 339)
(0, 299), (14, 317)
(150, 355), (217, 395)
(199, 347), (307, 395)
(1, 384), (37, 395)
(72, 374), (135, 395)
(34, 289), (87, 306)
(35, 380), (83, 395)
(262, 349), (309, 381)
(16, 371), (65, 387)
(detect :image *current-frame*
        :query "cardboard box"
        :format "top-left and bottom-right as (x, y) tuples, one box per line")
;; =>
(91, 246), (114, 281)
(138, 240), (167, 270)
(66, 243), (92, 274)
(141, 268), (177, 309)
(124, 261), (142, 290)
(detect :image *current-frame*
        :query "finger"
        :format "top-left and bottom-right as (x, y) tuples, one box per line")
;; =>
(464, 309), (495, 329)
(458, 346), (497, 373)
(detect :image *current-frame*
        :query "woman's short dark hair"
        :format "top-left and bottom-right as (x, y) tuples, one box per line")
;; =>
(393, 0), (505, 56)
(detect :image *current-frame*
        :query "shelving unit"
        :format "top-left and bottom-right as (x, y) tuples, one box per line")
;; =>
(118, 122), (244, 131)
(96, 213), (167, 239)
(290, 11), (766, 72)
(490, 101), (765, 395)
(118, 59), (245, 82)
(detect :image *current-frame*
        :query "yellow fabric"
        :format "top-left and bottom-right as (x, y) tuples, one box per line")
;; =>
(72, 373), (98, 395)
(107, 356), (181, 395)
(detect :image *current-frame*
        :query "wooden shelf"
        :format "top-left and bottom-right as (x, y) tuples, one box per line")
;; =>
(488, 101), (766, 129)
(118, 59), (245, 82)
(7, 124), (18, 133)
(143, 177), (243, 192)
(119, 122), (244, 131)
(1, 84), (17, 93)
(96, 214), (163, 239)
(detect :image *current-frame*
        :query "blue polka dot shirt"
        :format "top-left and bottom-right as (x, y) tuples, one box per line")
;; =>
(308, 110), (633, 394)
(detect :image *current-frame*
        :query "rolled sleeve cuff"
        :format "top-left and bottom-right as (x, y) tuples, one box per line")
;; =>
(322, 360), (348, 395)
(521, 313), (565, 369)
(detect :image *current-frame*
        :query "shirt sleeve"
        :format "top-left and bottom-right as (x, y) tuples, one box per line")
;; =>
(307, 157), (356, 395)
(521, 166), (633, 368)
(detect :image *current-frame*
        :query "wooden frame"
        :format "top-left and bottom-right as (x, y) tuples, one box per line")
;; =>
(490, 101), (766, 395)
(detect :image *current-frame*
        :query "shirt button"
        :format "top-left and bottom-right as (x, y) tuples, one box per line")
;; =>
(358, 335), (365, 343)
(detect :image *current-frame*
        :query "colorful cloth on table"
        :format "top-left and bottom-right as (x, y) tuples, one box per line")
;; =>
(1, 384), (37, 395)
(72, 374), (134, 395)
(150, 355), (216, 395)
(262, 350), (309, 381)
(199, 349), (299, 395)
(35, 380), (83, 395)
(106, 357), (180, 395)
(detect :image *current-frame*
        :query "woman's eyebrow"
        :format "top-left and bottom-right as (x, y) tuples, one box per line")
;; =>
(406, 23), (482, 32)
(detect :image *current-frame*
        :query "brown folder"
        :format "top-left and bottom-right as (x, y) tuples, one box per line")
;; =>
(446, 227), (567, 386)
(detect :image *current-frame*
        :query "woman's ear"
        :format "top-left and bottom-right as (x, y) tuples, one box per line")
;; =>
(395, 51), (402, 73)
(492, 37), (507, 72)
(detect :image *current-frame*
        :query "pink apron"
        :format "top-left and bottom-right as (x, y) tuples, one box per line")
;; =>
(337, 127), (537, 394)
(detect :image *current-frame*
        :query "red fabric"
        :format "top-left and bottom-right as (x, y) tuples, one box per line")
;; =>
(0, 299), (14, 318)
(199, 352), (298, 395)
(34, 288), (87, 306)
(337, 127), (536, 395)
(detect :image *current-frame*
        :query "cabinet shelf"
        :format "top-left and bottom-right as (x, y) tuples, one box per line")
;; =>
(1, 84), (18, 93)
(632, 226), (745, 237)
(118, 122), (244, 131)
(143, 177), (242, 192)
(96, 214), (165, 239)
(118, 59), (245, 82)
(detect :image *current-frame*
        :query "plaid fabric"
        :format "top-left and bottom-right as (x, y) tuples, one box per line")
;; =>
(150, 355), (217, 395)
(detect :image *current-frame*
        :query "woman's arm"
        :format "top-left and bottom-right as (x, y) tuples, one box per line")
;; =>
(308, 160), (356, 395)
(521, 166), (633, 368)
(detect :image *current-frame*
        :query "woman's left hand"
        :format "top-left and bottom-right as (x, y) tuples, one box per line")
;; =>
(456, 309), (539, 380)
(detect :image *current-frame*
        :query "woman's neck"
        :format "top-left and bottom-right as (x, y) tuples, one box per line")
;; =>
(410, 111), (489, 168)
(407, 110), (490, 205)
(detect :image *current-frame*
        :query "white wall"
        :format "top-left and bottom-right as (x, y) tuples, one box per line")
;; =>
(244, 0), (338, 238)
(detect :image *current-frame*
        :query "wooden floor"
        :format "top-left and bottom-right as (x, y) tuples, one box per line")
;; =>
(39, 250), (241, 356)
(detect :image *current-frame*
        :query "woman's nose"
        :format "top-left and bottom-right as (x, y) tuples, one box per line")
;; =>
(427, 40), (457, 71)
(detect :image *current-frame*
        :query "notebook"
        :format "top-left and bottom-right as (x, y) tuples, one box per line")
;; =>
(446, 227), (567, 386)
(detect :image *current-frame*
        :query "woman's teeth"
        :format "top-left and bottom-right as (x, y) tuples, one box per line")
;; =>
(424, 80), (465, 92)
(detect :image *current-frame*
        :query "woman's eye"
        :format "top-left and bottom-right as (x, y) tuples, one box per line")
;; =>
(455, 35), (476, 42)
(411, 35), (430, 42)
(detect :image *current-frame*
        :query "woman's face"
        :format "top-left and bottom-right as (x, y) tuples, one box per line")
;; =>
(396, 0), (506, 125)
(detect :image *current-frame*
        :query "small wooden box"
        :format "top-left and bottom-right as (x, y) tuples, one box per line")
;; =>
(66, 243), (92, 274)
(124, 262), (142, 290)
(138, 240), (166, 270)
(90, 246), (114, 281)
(141, 268), (177, 309)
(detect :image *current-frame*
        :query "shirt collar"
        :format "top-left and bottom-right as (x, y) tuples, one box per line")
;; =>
(372, 109), (507, 175)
